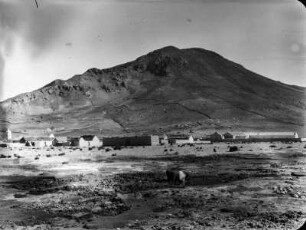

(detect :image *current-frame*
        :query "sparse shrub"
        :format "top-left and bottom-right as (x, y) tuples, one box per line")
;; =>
(46, 154), (51, 158)
(289, 153), (306, 158)
(152, 205), (168, 213)
(174, 151), (179, 155)
(114, 146), (121, 150)
(229, 146), (239, 152)
(14, 193), (27, 198)
(98, 146), (104, 150)
(287, 146), (292, 149)
(105, 148), (111, 152)
(34, 156), (39, 160)
(111, 153), (117, 157)
(270, 163), (280, 168)
(58, 153), (65, 156)
(62, 162), (68, 164)
(270, 145), (276, 148)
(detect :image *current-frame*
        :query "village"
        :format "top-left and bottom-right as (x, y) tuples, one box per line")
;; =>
(0, 128), (304, 149)
(1, 128), (306, 229)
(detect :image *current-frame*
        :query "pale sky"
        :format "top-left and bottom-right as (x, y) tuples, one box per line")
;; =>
(0, 0), (305, 101)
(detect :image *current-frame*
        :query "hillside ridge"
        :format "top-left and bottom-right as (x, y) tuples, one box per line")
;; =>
(1, 46), (305, 136)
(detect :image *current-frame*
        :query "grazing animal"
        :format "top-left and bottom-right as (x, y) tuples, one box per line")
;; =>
(166, 169), (187, 187)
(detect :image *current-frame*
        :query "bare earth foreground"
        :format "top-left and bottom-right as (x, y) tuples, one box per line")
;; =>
(1, 142), (306, 230)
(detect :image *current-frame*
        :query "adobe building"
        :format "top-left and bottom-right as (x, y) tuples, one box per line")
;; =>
(209, 132), (224, 142)
(167, 134), (194, 145)
(103, 135), (159, 147)
(52, 137), (69, 146)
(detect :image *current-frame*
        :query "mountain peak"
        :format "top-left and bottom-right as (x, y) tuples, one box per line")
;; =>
(155, 45), (180, 52)
(145, 46), (182, 59)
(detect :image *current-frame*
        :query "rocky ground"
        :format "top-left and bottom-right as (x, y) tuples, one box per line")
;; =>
(0, 142), (306, 229)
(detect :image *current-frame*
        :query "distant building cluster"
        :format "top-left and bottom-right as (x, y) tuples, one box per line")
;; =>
(208, 131), (299, 142)
(0, 129), (303, 149)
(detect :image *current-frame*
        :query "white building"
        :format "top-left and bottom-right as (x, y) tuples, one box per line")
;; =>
(246, 132), (298, 139)
(70, 135), (101, 148)
(26, 137), (53, 148)
(194, 138), (211, 144)
(0, 128), (12, 141)
(300, 138), (306, 142)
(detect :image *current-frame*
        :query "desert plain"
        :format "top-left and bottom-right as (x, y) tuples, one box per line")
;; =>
(0, 142), (306, 230)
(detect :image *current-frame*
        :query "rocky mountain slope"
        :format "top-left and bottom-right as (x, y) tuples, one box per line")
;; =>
(1, 46), (306, 136)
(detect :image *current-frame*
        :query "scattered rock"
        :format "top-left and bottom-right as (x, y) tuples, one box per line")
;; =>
(83, 223), (97, 229)
(291, 172), (306, 177)
(228, 146), (238, 152)
(91, 206), (102, 214)
(14, 193), (27, 198)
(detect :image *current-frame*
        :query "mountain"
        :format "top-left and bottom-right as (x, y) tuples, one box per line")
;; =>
(1, 46), (306, 137)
